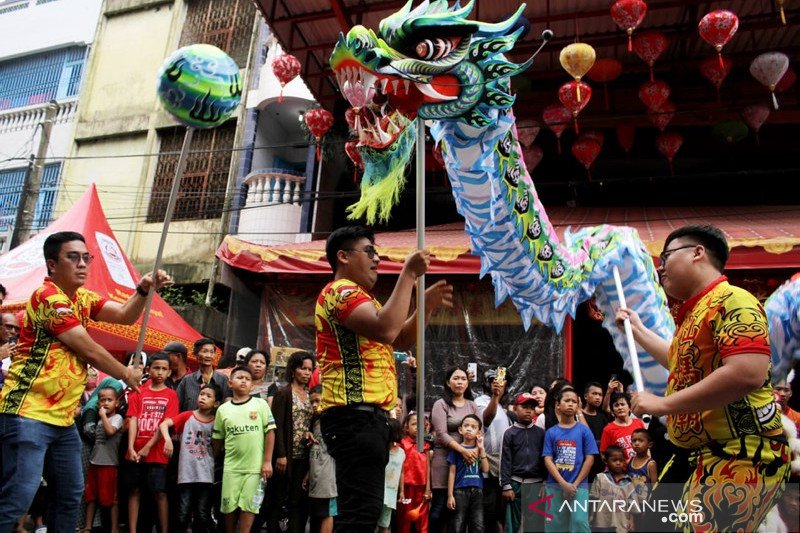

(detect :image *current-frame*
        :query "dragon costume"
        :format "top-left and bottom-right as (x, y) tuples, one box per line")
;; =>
(330, 0), (673, 395)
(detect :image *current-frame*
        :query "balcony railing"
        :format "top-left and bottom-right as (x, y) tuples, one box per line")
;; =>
(243, 168), (306, 206)
(0, 98), (76, 134)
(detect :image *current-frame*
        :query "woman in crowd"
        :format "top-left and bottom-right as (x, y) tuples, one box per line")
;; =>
(429, 366), (479, 533)
(259, 350), (316, 533)
(536, 378), (573, 430)
(530, 382), (548, 418)
(245, 349), (274, 400)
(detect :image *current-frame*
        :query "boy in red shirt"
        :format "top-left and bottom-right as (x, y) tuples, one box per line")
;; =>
(124, 352), (178, 533)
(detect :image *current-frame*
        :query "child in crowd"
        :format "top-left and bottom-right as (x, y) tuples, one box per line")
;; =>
(379, 419), (406, 533)
(212, 366), (276, 533)
(590, 445), (638, 533)
(447, 414), (489, 533)
(159, 383), (220, 532)
(628, 428), (658, 488)
(84, 386), (124, 532)
(124, 352), (178, 533)
(398, 411), (431, 533)
(501, 392), (546, 533)
(543, 387), (597, 533)
(600, 392), (644, 461)
(306, 385), (337, 533)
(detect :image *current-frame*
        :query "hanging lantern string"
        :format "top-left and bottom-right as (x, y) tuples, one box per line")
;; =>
(576, 82), (582, 103)
(778, 0), (786, 25)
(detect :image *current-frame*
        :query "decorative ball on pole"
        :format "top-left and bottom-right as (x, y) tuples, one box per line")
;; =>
(156, 44), (242, 129)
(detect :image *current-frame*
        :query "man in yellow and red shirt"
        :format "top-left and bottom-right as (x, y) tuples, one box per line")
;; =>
(315, 226), (453, 532)
(0, 231), (171, 531)
(617, 225), (789, 532)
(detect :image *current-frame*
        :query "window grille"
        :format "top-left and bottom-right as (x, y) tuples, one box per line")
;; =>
(147, 123), (236, 222)
(0, 162), (61, 232)
(0, 47), (86, 110)
(179, 0), (255, 67)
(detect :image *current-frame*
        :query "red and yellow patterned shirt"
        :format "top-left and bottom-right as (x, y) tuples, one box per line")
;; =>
(315, 279), (397, 412)
(666, 276), (782, 448)
(0, 278), (108, 426)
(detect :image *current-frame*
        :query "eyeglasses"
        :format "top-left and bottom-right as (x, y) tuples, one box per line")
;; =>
(342, 245), (378, 260)
(64, 252), (94, 265)
(659, 245), (696, 265)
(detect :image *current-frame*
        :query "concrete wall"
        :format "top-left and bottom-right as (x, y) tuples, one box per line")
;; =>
(0, 0), (102, 60)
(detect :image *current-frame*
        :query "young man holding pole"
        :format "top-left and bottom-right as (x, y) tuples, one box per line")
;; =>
(315, 226), (453, 532)
(0, 231), (171, 531)
(616, 224), (789, 531)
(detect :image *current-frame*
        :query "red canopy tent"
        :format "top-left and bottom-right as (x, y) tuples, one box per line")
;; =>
(0, 184), (214, 365)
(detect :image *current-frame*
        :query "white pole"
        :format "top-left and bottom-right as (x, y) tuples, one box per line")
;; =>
(134, 127), (195, 363)
(415, 118), (426, 452)
(612, 265), (645, 393)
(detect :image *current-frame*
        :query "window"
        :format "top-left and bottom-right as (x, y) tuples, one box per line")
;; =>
(0, 163), (61, 232)
(0, 47), (87, 110)
(147, 123), (236, 222)
(179, 0), (255, 67)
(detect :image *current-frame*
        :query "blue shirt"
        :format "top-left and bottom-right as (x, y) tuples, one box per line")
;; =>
(543, 423), (598, 487)
(447, 445), (483, 490)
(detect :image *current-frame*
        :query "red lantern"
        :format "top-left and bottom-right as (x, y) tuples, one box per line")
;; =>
(522, 145), (544, 173)
(543, 104), (572, 154)
(775, 67), (796, 93)
(581, 130), (605, 148)
(699, 56), (733, 91)
(632, 31), (667, 81)
(656, 131), (683, 174)
(558, 81), (592, 133)
(572, 136), (602, 180)
(516, 120), (541, 148)
(616, 125), (635, 154)
(587, 58), (623, 109)
(610, 0), (648, 51)
(345, 140), (363, 183)
(638, 80), (670, 110)
(647, 101), (676, 131)
(698, 10), (738, 68)
(305, 107), (334, 158)
(271, 53), (301, 103)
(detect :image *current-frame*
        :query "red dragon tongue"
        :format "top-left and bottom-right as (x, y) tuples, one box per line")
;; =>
(386, 92), (422, 119)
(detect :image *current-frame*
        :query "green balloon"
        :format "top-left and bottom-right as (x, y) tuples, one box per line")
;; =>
(156, 44), (242, 129)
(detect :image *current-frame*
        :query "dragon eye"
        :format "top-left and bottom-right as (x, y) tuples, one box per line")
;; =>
(415, 38), (455, 60)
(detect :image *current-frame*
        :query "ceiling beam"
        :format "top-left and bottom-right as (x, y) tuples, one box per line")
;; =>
(329, 0), (352, 33)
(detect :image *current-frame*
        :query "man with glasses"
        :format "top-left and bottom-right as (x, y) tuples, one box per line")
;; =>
(615, 224), (789, 532)
(0, 230), (172, 531)
(316, 225), (453, 532)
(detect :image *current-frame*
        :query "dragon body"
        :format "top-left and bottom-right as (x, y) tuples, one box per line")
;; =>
(331, 0), (673, 394)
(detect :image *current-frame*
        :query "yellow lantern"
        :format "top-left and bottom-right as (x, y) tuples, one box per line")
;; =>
(560, 43), (596, 102)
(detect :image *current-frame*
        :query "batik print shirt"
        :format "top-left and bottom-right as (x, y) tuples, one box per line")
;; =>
(315, 278), (396, 411)
(666, 276), (782, 448)
(0, 278), (107, 426)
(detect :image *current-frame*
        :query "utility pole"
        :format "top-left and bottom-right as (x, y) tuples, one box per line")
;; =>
(10, 100), (58, 249)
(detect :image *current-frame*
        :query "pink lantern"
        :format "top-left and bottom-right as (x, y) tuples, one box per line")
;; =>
(741, 105), (770, 145)
(632, 31), (668, 81)
(572, 137), (602, 180)
(587, 58), (623, 109)
(616, 125), (635, 154)
(656, 131), (683, 174)
(750, 52), (790, 109)
(341, 79), (373, 110)
(543, 104), (572, 154)
(271, 53), (301, 103)
(305, 107), (334, 158)
(698, 10), (739, 68)
(558, 81), (593, 133)
(517, 120), (541, 148)
(610, 0), (648, 51)
(638, 80), (670, 110)
(522, 145), (544, 172)
(647, 101), (676, 131)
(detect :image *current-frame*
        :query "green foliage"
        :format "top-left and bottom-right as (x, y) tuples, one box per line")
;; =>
(160, 286), (222, 310)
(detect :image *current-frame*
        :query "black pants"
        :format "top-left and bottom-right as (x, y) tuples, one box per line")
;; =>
(450, 487), (483, 533)
(321, 406), (390, 533)
(258, 458), (310, 533)
(482, 474), (501, 533)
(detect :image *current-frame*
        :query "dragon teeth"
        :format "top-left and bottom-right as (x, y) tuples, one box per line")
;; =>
(381, 78), (389, 94)
(391, 80), (399, 93)
(403, 80), (410, 94)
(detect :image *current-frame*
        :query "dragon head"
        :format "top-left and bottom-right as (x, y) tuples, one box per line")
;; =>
(330, 0), (536, 222)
